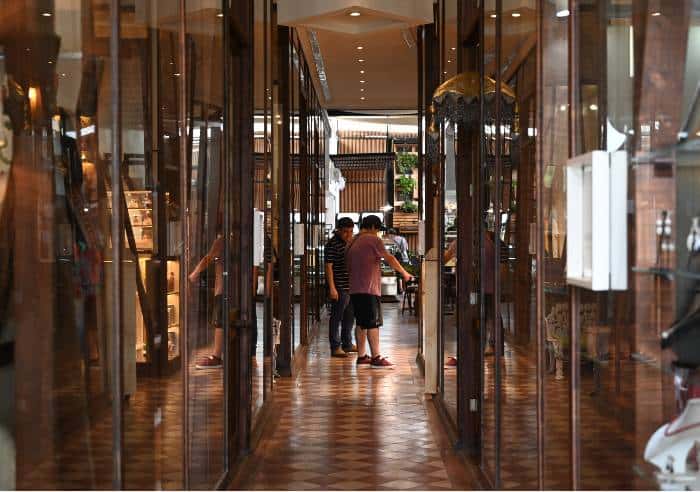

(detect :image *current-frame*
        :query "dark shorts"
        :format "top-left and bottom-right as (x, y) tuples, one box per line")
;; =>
(351, 294), (383, 329)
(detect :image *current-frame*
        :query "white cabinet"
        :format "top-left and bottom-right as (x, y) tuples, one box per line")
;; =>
(566, 150), (627, 291)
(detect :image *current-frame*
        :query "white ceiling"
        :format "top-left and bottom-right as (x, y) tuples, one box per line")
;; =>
(278, 0), (435, 112)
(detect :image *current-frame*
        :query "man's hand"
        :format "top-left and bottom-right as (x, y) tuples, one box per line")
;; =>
(188, 272), (198, 284)
(329, 287), (339, 301)
(402, 271), (414, 283)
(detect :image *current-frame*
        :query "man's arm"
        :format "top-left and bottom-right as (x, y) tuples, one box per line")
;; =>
(444, 239), (457, 263)
(189, 237), (222, 281)
(325, 262), (338, 300)
(380, 242), (412, 281)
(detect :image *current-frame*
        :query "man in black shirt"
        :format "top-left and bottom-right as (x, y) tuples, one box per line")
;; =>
(325, 217), (356, 357)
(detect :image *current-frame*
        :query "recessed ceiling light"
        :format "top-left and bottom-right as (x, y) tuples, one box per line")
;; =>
(360, 88), (365, 92)
(356, 46), (364, 50)
(360, 80), (366, 83)
(451, 47), (456, 51)
(358, 59), (365, 62)
(490, 13), (497, 18)
(556, 9), (570, 17)
(361, 97), (366, 100)
(41, 11), (52, 17)
(589, 104), (598, 111)
(349, 11), (361, 17)
(173, 73), (181, 77)
(447, 59), (452, 63)
(360, 70), (365, 74)
(48, 60), (53, 64)
(651, 11), (661, 16)
(512, 12), (521, 17)
(217, 12), (224, 17)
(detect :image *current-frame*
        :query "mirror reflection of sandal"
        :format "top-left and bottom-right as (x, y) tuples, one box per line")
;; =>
(445, 356), (458, 367)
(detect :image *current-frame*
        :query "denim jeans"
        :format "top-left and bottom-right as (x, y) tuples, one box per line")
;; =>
(329, 290), (354, 350)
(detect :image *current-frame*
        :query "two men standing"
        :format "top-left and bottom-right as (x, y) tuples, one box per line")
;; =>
(326, 215), (413, 367)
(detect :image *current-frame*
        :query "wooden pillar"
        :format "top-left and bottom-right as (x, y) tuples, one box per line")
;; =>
(226, 0), (255, 458)
(456, 0), (481, 456)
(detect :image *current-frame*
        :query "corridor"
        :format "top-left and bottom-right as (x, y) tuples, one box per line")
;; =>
(235, 305), (481, 491)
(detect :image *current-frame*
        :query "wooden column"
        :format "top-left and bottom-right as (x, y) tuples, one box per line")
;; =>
(225, 0), (255, 459)
(456, 0), (481, 456)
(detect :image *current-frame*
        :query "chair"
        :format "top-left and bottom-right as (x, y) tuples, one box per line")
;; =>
(402, 279), (419, 315)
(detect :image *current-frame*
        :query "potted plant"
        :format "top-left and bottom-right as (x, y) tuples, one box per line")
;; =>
(395, 175), (416, 202)
(399, 200), (418, 213)
(396, 153), (418, 175)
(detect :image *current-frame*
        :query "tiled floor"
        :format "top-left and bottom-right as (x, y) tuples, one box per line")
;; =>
(236, 304), (481, 491)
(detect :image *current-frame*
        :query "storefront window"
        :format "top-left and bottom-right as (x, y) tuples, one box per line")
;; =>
(1, 3), (117, 488)
(2, 0), (253, 488)
(540, 0), (572, 488)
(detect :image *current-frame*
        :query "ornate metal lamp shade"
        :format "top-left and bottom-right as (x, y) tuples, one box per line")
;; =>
(427, 71), (517, 162)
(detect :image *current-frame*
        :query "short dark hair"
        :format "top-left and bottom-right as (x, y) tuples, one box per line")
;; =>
(387, 228), (398, 235)
(360, 215), (384, 231)
(336, 217), (354, 229)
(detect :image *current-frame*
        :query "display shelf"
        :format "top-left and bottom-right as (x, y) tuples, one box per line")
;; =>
(632, 265), (700, 281)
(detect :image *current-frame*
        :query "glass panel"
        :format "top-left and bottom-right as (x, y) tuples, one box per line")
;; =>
(252, 0), (269, 420)
(291, 38), (302, 352)
(498, 1), (538, 488)
(481, 0), (498, 483)
(118, 1), (185, 488)
(184, 1), (226, 487)
(442, 0), (459, 425)
(576, 2), (699, 489)
(540, 0), (572, 488)
(4, 3), (116, 488)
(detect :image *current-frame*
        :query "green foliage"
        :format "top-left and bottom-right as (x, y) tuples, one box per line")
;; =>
(395, 175), (416, 198)
(399, 201), (418, 213)
(396, 153), (418, 175)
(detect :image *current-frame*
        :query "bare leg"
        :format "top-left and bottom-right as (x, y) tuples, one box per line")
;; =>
(356, 327), (367, 357)
(367, 328), (380, 358)
(213, 326), (224, 358)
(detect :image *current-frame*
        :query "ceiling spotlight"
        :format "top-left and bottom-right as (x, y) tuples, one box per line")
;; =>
(356, 46), (364, 50)
(556, 9), (570, 17)
(41, 11), (52, 17)
(447, 59), (452, 63)
(589, 104), (598, 111)
(360, 80), (366, 83)
(48, 60), (53, 64)
(358, 58), (365, 62)
(444, 71), (448, 74)
(217, 12), (224, 17)
(451, 47), (456, 51)
(360, 70), (365, 74)
(349, 11), (361, 17)
(361, 97), (366, 100)
(651, 11), (661, 16)
(360, 88), (365, 92)
(490, 13), (497, 18)
(696, 131), (700, 137)
(173, 73), (181, 77)
(512, 12), (521, 17)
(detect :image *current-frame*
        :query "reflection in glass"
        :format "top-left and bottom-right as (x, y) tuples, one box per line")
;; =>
(442, 0), (459, 426)
(497, 2), (538, 489)
(185, 2), (226, 487)
(3, 2), (117, 488)
(481, 0), (498, 484)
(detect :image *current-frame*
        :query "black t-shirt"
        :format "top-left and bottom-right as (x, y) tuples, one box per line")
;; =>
(325, 234), (350, 292)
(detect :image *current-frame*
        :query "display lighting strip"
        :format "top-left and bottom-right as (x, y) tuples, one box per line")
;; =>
(308, 30), (332, 102)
